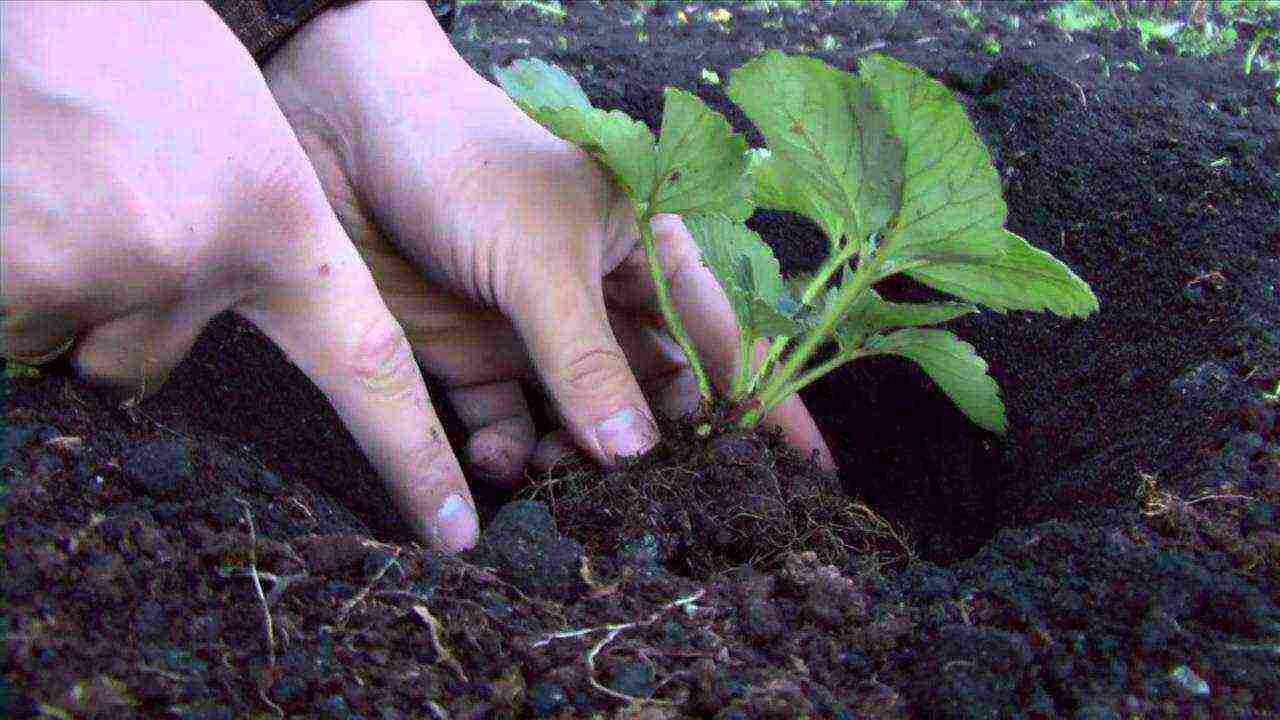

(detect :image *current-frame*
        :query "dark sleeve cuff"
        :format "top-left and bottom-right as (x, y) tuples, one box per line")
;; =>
(206, 0), (456, 63)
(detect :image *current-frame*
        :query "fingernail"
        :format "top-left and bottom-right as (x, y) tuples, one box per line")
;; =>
(435, 493), (478, 553)
(595, 407), (658, 462)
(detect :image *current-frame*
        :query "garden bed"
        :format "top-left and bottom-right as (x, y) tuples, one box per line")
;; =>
(3, 1), (1278, 717)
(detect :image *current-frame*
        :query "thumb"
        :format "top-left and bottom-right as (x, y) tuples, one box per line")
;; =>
(511, 280), (659, 465)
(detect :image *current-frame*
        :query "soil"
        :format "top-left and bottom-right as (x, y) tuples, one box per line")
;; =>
(4, 1), (1279, 718)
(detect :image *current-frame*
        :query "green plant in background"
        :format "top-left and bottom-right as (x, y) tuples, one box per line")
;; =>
(1244, 27), (1276, 74)
(983, 37), (1003, 56)
(495, 52), (1098, 434)
(1047, 0), (1120, 33)
(864, 0), (906, 18)
(1169, 18), (1237, 57)
(949, 3), (982, 31)
(4, 359), (42, 379)
(1131, 14), (1184, 51)
(496, 0), (566, 20)
(742, 0), (808, 12)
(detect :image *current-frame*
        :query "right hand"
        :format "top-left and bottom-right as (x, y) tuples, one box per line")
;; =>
(1, 2), (480, 552)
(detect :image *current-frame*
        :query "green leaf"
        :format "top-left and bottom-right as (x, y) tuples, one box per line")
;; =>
(748, 297), (807, 337)
(833, 289), (974, 354)
(847, 289), (977, 330)
(652, 88), (753, 220)
(492, 57), (592, 112)
(783, 271), (820, 305)
(729, 51), (903, 247)
(856, 54), (1010, 264)
(684, 213), (799, 338)
(866, 328), (1007, 434)
(494, 58), (659, 203)
(906, 230), (1100, 318)
(747, 149), (791, 213)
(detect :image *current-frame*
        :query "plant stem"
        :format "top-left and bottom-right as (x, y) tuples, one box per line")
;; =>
(730, 327), (755, 401)
(744, 241), (854, 396)
(739, 255), (878, 428)
(638, 214), (713, 403)
(763, 349), (866, 416)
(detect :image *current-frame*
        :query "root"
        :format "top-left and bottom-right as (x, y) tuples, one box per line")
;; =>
(532, 589), (707, 705)
(334, 548), (402, 627)
(236, 499), (275, 668)
(1137, 471), (1255, 518)
(412, 605), (469, 682)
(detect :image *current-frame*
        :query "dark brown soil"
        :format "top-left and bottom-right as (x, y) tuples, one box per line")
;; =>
(4, 1), (1279, 718)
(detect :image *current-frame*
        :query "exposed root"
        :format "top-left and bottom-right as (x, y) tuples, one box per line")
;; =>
(580, 556), (625, 598)
(66, 513), (107, 554)
(1137, 471), (1255, 517)
(334, 548), (402, 627)
(1184, 493), (1254, 506)
(584, 625), (646, 704)
(258, 684), (284, 719)
(251, 570), (309, 607)
(235, 499), (275, 668)
(532, 590), (707, 705)
(412, 605), (469, 682)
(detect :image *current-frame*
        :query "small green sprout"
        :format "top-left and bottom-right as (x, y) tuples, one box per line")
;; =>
(700, 68), (721, 85)
(495, 52), (1098, 435)
(1263, 380), (1280, 404)
(4, 359), (41, 379)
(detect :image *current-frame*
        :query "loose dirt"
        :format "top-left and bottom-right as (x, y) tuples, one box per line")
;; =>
(4, 2), (1277, 718)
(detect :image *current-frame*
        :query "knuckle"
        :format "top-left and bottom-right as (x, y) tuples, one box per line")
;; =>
(659, 236), (703, 289)
(342, 314), (423, 401)
(560, 347), (632, 397)
(113, 185), (189, 288)
(240, 146), (331, 240)
(403, 433), (453, 479)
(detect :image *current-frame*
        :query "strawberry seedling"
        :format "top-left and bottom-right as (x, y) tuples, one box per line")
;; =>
(495, 51), (1098, 435)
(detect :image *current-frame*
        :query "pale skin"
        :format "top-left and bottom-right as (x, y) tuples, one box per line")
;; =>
(0, 1), (833, 552)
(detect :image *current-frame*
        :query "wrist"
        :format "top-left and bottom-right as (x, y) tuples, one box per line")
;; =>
(265, 0), (487, 174)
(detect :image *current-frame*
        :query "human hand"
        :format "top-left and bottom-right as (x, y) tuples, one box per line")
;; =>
(1, 2), (480, 551)
(261, 1), (835, 485)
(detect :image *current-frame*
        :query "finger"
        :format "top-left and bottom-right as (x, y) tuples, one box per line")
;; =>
(70, 305), (210, 401)
(763, 386), (835, 470)
(0, 311), (79, 365)
(350, 225), (532, 385)
(352, 224), (539, 483)
(606, 214), (835, 470)
(529, 429), (584, 474)
(508, 275), (659, 466)
(610, 318), (701, 421)
(236, 233), (478, 553)
(445, 381), (536, 488)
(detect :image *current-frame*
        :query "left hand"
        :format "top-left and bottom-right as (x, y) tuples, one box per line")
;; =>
(261, 1), (834, 490)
